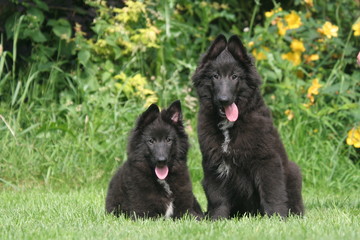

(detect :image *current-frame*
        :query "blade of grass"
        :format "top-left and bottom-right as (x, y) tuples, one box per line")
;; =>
(0, 114), (16, 137)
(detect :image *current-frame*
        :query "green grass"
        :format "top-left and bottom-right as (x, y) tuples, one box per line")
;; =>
(1, 105), (359, 239)
(0, 186), (359, 240)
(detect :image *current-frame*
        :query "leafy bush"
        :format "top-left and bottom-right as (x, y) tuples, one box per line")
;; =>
(0, 0), (359, 187)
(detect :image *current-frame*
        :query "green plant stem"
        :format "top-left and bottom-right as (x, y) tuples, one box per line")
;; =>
(248, 0), (261, 37)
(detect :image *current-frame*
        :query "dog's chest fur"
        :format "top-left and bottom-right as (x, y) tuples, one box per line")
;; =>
(157, 179), (174, 218)
(217, 119), (234, 178)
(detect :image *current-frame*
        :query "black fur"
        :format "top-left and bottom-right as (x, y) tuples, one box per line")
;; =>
(192, 35), (304, 219)
(105, 100), (203, 219)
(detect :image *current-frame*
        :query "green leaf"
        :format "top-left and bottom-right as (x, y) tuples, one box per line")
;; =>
(33, 0), (49, 11)
(30, 30), (47, 43)
(78, 50), (91, 65)
(27, 8), (45, 24)
(5, 13), (19, 39)
(322, 82), (350, 95)
(48, 19), (72, 40)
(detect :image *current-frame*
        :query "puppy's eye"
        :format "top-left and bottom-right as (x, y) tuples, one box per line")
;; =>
(212, 74), (219, 79)
(166, 137), (172, 143)
(148, 138), (154, 144)
(231, 74), (238, 80)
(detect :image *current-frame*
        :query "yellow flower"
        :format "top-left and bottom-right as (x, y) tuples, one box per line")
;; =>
(200, 1), (208, 7)
(220, 4), (229, 9)
(284, 109), (294, 120)
(307, 78), (322, 102)
(265, 10), (274, 18)
(133, 25), (160, 48)
(305, 11), (312, 19)
(96, 39), (107, 48)
(114, 72), (157, 104)
(308, 78), (322, 95)
(352, 22), (360, 36)
(211, 2), (223, 9)
(74, 23), (85, 36)
(303, 78), (321, 107)
(304, 0), (313, 7)
(281, 51), (302, 66)
(252, 49), (267, 61)
(120, 25), (160, 53)
(307, 94), (315, 103)
(285, 11), (302, 29)
(318, 21), (339, 39)
(248, 41), (255, 48)
(144, 95), (158, 108)
(303, 102), (313, 108)
(277, 20), (288, 36)
(265, 7), (283, 18)
(291, 39), (306, 52)
(346, 127), (360, 148)
(304, 54), (320, 63)
(114, 1), (146, 23)
(117, 39), (135, 54)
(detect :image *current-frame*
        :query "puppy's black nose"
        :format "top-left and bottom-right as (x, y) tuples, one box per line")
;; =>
(157, 157), (167, 163)
(218, 96), (231, 106)
(157, 157), (166, 162)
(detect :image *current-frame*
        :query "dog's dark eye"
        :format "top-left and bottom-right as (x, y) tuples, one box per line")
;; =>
(212, 74), (219, 80)
(166, 137), (172, 143)
(231, 74), (238, 80)
(148, 138), (154, 144)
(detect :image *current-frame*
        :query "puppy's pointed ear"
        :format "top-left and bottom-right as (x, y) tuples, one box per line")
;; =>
(200, 34), (227, 64)
(227, 35), (250, 63)
(136, 104), (159, 129)
(165, 100), (182, 124)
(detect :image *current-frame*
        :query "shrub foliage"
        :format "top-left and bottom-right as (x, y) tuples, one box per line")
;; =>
(0, 0), (359, 186)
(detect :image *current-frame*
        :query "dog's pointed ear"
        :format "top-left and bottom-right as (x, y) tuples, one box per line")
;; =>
(136, 104), (159, 129)
(165, 100), (182, 124)
(228, 35), (250, 63)
(200, 34), (227, 64)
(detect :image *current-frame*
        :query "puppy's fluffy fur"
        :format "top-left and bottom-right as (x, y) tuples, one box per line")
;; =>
(105, 101), (203, 219)
(192, 35), (304, 219)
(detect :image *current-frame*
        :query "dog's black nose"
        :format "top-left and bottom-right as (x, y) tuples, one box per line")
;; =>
(218, 96), (231, 106)
(157, 157), (167, 163)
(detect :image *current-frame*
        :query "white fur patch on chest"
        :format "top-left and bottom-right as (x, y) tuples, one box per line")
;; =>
(216, 119), (234, 179)
(157, 179), (174, 218)
(218, 119), (234, 153)
(164, 201), (174, 218)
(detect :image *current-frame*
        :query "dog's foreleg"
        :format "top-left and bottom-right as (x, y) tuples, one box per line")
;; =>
(286, 161), (305, 215)
(255, 158), (289, 218)
(203, 176), (230, 220)
(208, 204), (230, 220)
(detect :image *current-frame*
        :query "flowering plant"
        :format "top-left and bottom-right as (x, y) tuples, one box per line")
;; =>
(238, 2), (359, 154)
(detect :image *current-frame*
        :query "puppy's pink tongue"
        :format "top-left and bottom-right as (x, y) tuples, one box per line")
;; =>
(155, 166), (169, 180)
(225, 103), (239, 122)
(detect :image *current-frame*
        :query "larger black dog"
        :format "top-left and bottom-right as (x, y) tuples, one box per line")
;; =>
(105, 100), (203, 219)
(192, 35), (304, 219)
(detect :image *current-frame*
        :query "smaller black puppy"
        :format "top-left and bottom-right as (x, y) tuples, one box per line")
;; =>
(105, 100), (203, 219)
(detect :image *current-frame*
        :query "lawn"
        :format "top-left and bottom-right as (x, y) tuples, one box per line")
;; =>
(0, 185), (359, 239)
(1, 114), (359, 239)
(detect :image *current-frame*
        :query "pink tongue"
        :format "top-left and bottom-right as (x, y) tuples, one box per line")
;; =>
(225, 103), (239, 122)
(155, 166), (169, 180)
